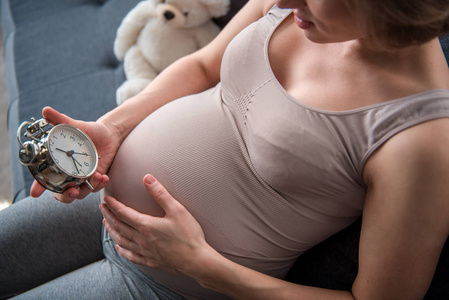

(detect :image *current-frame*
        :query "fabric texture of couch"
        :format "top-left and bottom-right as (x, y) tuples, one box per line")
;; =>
(1, 0), (448, 298)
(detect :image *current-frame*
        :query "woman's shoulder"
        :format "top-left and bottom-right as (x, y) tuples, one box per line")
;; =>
(364, 116), (449, 187)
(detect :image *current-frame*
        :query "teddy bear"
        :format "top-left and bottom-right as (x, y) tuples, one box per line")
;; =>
(113, 0), (230, 105)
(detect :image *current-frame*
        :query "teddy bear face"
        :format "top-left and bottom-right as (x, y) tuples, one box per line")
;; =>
(155, 0), (215, 29)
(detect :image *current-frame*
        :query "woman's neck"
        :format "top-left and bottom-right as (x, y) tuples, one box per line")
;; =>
(342, 37), (449, 91)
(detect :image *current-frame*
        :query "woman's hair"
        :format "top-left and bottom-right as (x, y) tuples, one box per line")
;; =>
(345, 0), (449, 50)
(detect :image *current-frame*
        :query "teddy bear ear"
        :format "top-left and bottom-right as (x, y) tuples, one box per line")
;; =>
(200, 0), (231, 18)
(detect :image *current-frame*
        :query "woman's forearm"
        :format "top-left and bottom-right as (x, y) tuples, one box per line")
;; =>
(186, 246), (356, 300)
(98, 53), (219, 142)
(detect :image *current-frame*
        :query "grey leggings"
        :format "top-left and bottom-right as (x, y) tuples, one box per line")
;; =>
(0, 192), (186, 300)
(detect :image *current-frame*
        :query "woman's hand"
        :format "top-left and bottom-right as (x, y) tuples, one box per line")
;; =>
(30, 106), (123, 203)
(100, 174), (209, 275)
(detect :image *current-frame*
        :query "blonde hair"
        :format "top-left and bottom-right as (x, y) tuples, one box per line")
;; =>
(345, 0), (449, 50)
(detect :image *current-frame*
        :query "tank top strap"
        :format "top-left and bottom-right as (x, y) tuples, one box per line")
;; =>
(267, 5), (292, 18)
(356, 89), (449, 174)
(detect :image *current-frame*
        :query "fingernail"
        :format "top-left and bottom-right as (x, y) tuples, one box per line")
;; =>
(144, 174), (156, 185)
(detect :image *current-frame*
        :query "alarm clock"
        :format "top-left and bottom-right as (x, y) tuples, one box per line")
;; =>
(17, 118), (98, 194)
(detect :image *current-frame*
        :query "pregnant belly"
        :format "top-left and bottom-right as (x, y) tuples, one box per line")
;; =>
(105, 86), (256, 249)
(103, 86), (307, 298)
(104, 86), (266, 299)
(105, 88), (278, 252)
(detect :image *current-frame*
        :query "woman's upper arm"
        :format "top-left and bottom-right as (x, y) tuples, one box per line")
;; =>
(354, 119), (449, 300)
(189, 0), (277, 84)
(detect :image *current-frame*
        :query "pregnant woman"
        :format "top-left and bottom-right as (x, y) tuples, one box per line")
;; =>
(2, 0), (449, 299)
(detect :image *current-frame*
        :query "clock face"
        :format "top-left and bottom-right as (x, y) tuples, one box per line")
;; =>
(47, 125), (98, 178)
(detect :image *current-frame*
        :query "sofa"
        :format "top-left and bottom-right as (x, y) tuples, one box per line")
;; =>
(1, 0), (448, 298)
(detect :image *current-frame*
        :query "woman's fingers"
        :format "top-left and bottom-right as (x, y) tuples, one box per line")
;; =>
(102, 195), (150, 229)
(31, 180), (79, 203)
(42, 106), (78, 127)
(115, 244), (147, 265)
(100, 198), (144, 252)
(101, 197), (146, 238)
(143, 174), (179, 214)
(77, 173), (109, 199)
(53, 186), (79, 203)
(30, 181), (46, 198)
(103, 217), (136, 251)
(32, 173), (109, 203)
(91, 174), (109, 193)
(50, 173), (106, 203)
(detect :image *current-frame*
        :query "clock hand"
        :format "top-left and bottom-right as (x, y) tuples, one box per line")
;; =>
(72, 151), (89, 156)
(56, 147), (69, 154)
(72, 157), (87, 176)
(72, 156), (83, 167)
(56, 148), (77, 158)
(71, 156), (80, 174)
